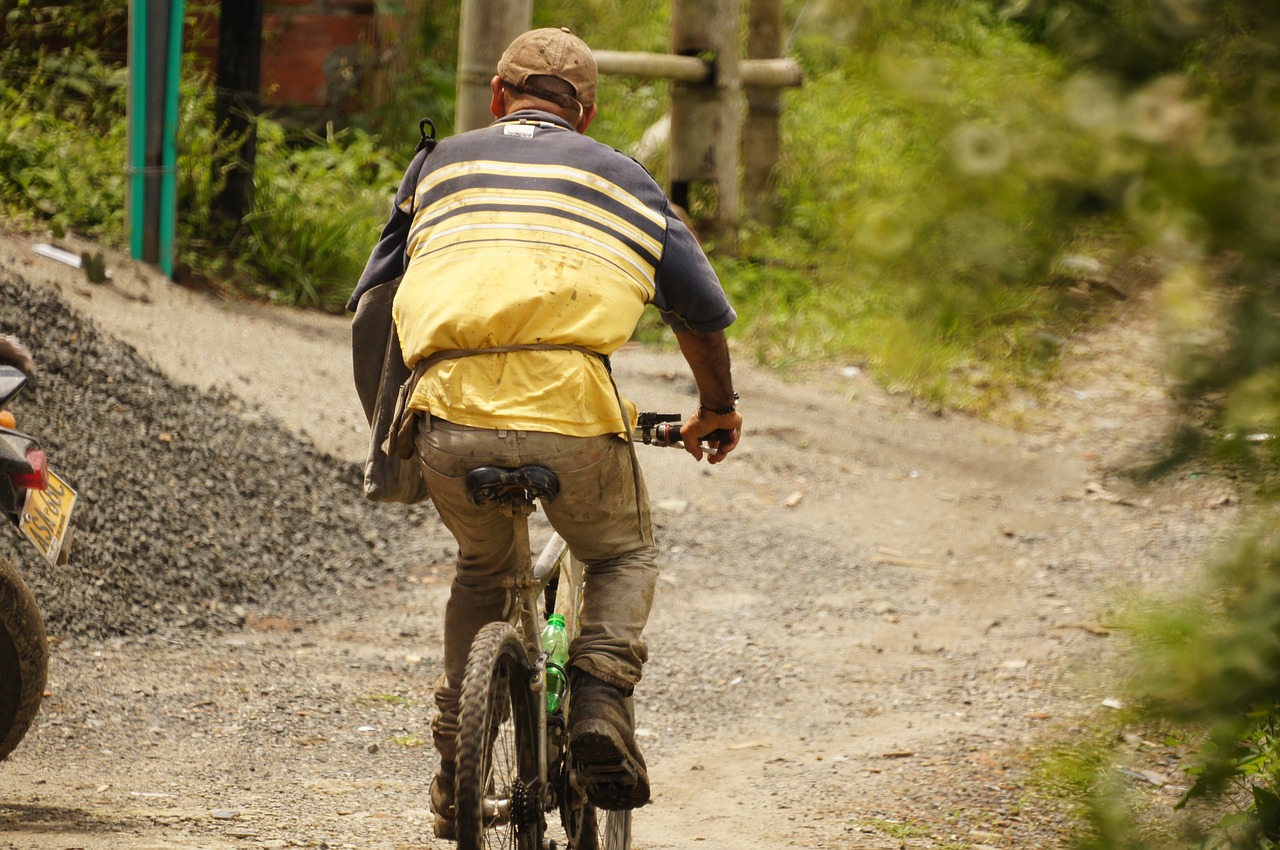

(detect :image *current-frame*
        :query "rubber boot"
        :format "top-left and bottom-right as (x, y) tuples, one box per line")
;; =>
(568, 669), (650, 810)
(431, 760), (456, 840)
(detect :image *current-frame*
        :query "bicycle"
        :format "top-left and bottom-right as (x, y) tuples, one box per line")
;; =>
(451, 413), (731, 850)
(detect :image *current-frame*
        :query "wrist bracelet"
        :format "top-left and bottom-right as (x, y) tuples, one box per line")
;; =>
(699, 393), (739, 416)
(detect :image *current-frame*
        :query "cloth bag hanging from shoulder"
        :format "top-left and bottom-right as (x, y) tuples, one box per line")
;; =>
(351, 276), (429, 503)
(349, 119), (436, 504)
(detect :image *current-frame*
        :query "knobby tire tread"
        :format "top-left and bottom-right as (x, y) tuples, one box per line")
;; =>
(455, 621), (542, 850)
(0, 554), (47, 760)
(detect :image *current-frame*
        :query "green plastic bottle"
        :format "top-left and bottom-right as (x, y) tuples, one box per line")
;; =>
(540, 613), (570, 713)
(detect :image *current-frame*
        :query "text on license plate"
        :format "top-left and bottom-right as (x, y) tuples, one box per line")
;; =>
(20, 468), (76, 567)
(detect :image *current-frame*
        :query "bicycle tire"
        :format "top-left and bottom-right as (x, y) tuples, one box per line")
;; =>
(455, 621), (544, 850)
(551, 551), (632, 850)
(602, 808), (632, 850)
(558, 778), (632, 850)
(0, 553), (47, 760)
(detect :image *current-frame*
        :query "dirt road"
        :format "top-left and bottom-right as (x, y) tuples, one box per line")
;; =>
(0, 232), (1237, 849)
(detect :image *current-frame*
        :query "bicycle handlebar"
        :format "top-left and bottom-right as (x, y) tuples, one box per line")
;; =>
(634, 412), (735, 448)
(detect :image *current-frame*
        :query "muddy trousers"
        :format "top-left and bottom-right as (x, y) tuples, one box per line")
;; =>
(414, 417), (658, 765)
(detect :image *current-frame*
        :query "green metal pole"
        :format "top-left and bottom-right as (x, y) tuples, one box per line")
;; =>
(127, 0), (149, 261)
(158, 0), (185, 278)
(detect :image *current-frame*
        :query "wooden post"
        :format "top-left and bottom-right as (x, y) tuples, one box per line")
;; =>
(455, 0), (532, 133)
(744, 0), (784, 222)
(670, 0), (741, 251)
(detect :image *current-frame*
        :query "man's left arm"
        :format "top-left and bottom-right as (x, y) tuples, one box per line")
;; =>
(345, 147), (431, 313)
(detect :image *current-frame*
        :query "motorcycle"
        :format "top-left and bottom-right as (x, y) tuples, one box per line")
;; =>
(0, 335), (75, 760)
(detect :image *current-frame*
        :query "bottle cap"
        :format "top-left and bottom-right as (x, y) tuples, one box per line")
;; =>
(548, 613), (565, 627)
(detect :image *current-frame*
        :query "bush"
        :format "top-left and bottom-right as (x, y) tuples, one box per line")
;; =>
(726, 0), (1101, 410)
(0, 14), (404, 310)
(238, 122), (402, 308)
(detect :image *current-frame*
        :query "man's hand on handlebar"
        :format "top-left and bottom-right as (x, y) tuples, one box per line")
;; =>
(679, 408), (742, 464)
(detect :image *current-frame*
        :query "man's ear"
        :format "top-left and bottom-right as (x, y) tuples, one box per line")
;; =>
(576, 103), (598, 134)
(490, 76), (506, 119)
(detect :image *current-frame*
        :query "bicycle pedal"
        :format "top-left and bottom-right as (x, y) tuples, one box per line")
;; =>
(572, 760), (646, 810)
(575, 761), (638, 783)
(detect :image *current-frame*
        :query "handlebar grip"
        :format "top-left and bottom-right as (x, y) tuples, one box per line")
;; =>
(651, 424), (736, 447)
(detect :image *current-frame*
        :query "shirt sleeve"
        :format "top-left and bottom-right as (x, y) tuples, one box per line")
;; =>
(345, 147), (431, 313)
(650, 204), (737, 334)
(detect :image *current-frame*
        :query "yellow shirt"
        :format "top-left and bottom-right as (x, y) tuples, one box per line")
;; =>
(389, 114), (732, 436)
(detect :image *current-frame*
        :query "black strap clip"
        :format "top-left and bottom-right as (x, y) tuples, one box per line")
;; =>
(417, 117), (438, 154)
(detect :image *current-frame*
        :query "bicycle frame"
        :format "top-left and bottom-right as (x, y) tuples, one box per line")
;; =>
(474, 495), (563, 827)
(455, 416), (721, 850)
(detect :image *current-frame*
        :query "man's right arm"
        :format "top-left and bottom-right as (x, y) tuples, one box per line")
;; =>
(676, 330), (742, 464)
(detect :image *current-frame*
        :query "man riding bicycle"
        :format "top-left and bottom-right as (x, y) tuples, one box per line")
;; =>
(352, 26), (742, 839)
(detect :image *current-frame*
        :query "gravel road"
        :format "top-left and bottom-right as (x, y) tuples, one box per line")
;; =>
(0, 231), (1240, 849)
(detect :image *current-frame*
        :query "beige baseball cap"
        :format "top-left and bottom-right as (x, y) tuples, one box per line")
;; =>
(497, 27), (597, 107)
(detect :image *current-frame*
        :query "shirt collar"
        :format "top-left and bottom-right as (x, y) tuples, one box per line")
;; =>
(496, 109), (576, 132)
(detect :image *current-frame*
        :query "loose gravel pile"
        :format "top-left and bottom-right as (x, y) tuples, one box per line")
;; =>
(0, 271), (440, 639)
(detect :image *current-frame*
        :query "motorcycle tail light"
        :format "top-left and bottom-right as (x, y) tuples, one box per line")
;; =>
(0, 411), (13, 428)
(9, 446), (48, 491)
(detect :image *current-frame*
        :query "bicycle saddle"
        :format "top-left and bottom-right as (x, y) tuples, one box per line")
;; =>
(465, 465), (560, 507)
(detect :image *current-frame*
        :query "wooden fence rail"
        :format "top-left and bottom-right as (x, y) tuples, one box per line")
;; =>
(592, 51), (803, 88)
(456, 0), (802, 246)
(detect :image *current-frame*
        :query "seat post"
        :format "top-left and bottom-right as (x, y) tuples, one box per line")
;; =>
(501, 495), (542, 654)
(462, 464), (562, 640)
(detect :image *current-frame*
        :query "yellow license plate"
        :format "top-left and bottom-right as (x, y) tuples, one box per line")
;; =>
(20, 468), (76, 567)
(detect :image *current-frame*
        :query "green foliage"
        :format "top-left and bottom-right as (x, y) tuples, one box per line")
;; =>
(0, 0), (128, 58)
(0, 4), (402, 309)
(0, 0), (1193, 413)
(729, 0), (1095, 410)
(0, 47), (129, 236)
(536, 0), (669, 51)
(1007, 2), (1280, 457)
(238, 121), (401, 308)
(980, 5), (1280, 841)
(1054, 510), (1280, 849)
(353, 0), (460, 139)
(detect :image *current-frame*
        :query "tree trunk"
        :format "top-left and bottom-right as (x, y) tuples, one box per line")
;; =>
(455, 0), (531, 132)
(744, 0), (784, 223)
(212, 0), (265, 240)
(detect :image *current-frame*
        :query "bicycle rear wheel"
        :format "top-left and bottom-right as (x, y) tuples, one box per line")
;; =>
(549, 550), (632, 850)
(602, 809), (632, 850)
(455, 621), (544, 850)
(557, 777), (632, 850)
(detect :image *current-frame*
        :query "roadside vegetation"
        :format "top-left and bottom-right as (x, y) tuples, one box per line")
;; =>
(6, 1), (1280, 847)
(1, 0), (1112, 412)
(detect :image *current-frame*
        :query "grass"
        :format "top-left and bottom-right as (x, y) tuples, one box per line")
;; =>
(1028, 715), (1216, 849)
(239, 121), (402, 309)
(391, 733), (427, 748)
(724, 2), (1111, 413)
(859, 816), (932, 840)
